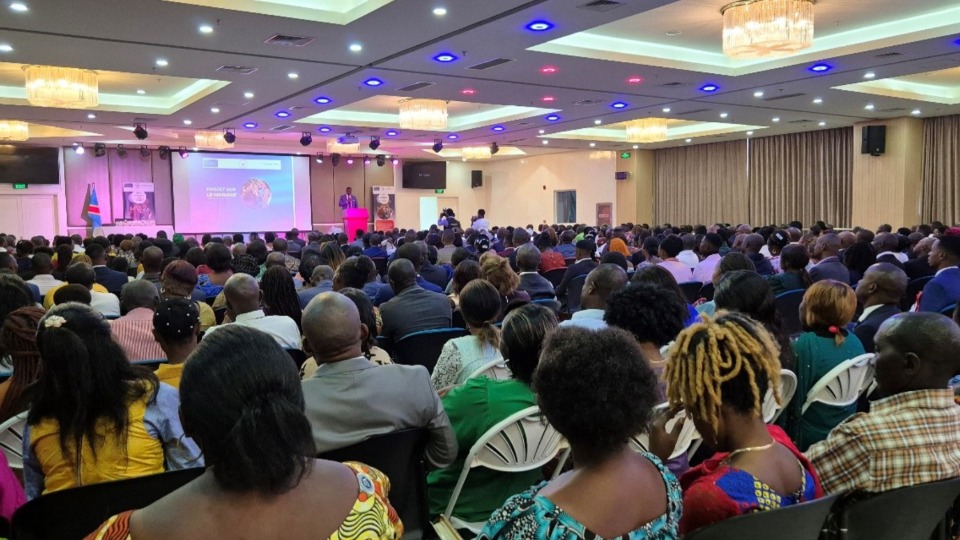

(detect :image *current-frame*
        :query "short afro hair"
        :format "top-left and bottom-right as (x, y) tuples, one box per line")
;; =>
(534, 326), (658, 464)
(605, 282), (688, 347)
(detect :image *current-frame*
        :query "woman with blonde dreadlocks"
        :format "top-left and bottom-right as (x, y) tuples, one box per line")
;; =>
(649, 312), (823, 535)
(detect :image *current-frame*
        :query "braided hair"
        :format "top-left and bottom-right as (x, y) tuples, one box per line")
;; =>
(0, 306), (44, 422)
(260, 266), (302, 330)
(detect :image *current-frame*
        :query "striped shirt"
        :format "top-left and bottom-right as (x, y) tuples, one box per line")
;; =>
(805, 389), (960, 495)
(110, 308), (166, 362)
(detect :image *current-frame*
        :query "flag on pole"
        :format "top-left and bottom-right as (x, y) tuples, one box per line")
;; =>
(87, 184), (102, 228)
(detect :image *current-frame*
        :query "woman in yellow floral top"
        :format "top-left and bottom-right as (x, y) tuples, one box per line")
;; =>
(86, 325), (402, 540)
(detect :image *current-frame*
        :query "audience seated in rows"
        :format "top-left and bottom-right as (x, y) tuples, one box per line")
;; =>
(202, 273), (301, 350)
(110, 280), (165, 361)
(480, 327), (680, 539)
(24, 303), (201, 499)
(379, 259), (452, 345)
(300, 291), (457, 465)
(430, 304), (558, 523)
(432, 280), (503, 391)
(560, 264), (627, 330)
(853, 263), (907, 353)
(87, 325), (402, 539)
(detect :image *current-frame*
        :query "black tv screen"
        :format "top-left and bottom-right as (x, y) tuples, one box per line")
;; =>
(0, 145), (60, 184)
(402, 160), (446, 189)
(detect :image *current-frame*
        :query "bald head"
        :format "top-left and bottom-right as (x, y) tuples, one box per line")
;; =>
(814, 233), (841, 258)
(873, 232), (899, 253)
(302, 291), (363, 363)
(516, 243), (542, 272)
(387, 258), (418, 293)
(223, 273), (261, 317)
(120, 279), (160, 313)
(875, 313), (960, 395)
(265, 251), (286, 269)
(741, 233), (764, 254)
(141, 246), (164, 273)
(914, 236), (935, 257)
(838, 231), (857, 249)
(856, 262), (908, 306)
(582, 263), (629, 310)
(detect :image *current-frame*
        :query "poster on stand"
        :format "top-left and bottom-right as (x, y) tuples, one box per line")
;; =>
(122, 182), (156, 225)
(371, 186), (396, 231)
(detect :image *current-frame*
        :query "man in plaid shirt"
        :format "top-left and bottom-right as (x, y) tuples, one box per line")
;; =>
(806, 312), (960, 494)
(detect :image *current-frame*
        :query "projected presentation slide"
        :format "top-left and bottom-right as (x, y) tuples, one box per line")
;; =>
(172, 153), (311, 233)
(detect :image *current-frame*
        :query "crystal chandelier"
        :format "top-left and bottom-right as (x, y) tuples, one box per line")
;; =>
(461, 146), (492, 160)
(398, 98), (448, 130)
(721, 0), (815, 60)
(23, 65), (99, 109)
(194, 130), (234, 150)
(625, 119), (669, 143)
(0, 120), (29, 141)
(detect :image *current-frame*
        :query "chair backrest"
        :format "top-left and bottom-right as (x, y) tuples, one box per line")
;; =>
(902, 276), (934, 311)
(763, 369), (798, 424)
(679, 281), (704, 304)
(371, 257), (388, 278)
(801, 353), (875, 415)
(565, 274), (587, 313)
(630, 404), (701, 460)
(0, 411), (28, 470)
(531, 298), (561, 312)
(468, 359), (512, 381)
(318, 429), (430, 540)
(11, 467), (204, 540)
(839, 477), (960, 540)
(393, 328), (470, 373)
(684, 493), (839, 540)
(541, 268), (567, 288)
(939, 304), (957, 316)
(775, 289), (806, 337)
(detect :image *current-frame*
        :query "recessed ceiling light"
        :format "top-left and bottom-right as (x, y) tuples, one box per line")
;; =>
(809, 63), (832, 73)
(433, 7), (447, 15)
(183, 119), (192, 125)
(461, 88), (476, 95)
(594, 119), (602, 125)
(318, 126), (332, 133)
(287, 72), (299, 79)
(610, 101), (628, 109)
(525, 20), (554, 32)
(492, 125), (505, 132)
(818, 121), (826, 126)
(545, 114), (561, 121)
(632, 145), (639, 149)
(865, 103), (875, 110)
(349, 43), (362, 52)
(589, 142), (596, 147)
(243, 122), (258, 129)
(753, 90), (764, 98)
(314, 96), (332, 104)
(155, 59), (169, 67)
(746, 131), (754, 136)
(626, 76), (643, 84)
(385, 130), (399, 136)
(363, 78), (384, 87)
(541, 96), (555, 102)
(199, 24), (214, 34)
(685, 138), (692, 143)
(864, 72), (876, 79)
(447, 134), (458, 140)
(243, 91), (254, 99)
(912, 109), (922, 115)
(538, 129), (545, 134)
(813, 97), (823, 104)
(87, 113), (96, 119)
(136, 89), (146, 95)
(275, 110), (291, 118)
(0, 44), (12, 52)
(9, 3), (27, 12)
(662, 107), (671, 113)
(210, 107), (220, 113)
(433, 52), (458, 63)
(700, 84), (719, 92)
(540, 66), (558, 75)
(772, 117), (780, 122)
(720, 112), (729, 118)
(542, 140), (549, 145)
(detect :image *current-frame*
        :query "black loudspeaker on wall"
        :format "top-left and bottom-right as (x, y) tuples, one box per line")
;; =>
(471, 170), (483, 188)
(861, 125), (886, 156)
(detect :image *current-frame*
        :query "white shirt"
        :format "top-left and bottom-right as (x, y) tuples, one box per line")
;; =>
(203, 309), (301, 350)
(559, 309), (607, 330)
(877, 251), (909, 263)
(858, 304), (885, 323)
(90, 291), (120, 318)
(677, 250), (699, 270)
(692, 253), (721, 284)
(471, 218), (490, 231)
(28, 274), (64, 295)
(659, 259), (695, 285)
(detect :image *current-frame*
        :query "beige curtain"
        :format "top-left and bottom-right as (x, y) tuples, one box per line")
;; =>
(748, 127), (853, 227)
(653, 141), (748, 225)
(920, 114), (960, 225)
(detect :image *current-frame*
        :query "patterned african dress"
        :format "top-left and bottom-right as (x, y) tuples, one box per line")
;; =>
(84, 462), (402, 540)
(678, 425), (824, 535)
(478, 452), (682, 539)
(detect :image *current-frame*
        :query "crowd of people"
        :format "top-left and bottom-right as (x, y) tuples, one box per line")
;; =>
(1, 214), (960, 538)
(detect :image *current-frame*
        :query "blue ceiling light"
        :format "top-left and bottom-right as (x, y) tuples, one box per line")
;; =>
(809, 63), (832, 73)
(385, 130), (399, 136)
(314, 96), (333, 104)
(699, 84), (719, 92)
(545, 114), (561, 121)
(433, 52), (458, 63)
(447, 134), (459, 140)
(242, 122), (258, 129)
(525, 20), (554, 32)
(610, 101), (628, 109)
(318, 126), (332, 133)
(275, 110), (291, 118)
(491, 125), (505, 132)
(363, 78), (384, 87)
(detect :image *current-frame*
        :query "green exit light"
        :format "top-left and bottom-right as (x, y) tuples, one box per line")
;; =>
(12, 183), (27, 190)
(620, 152), (632, 159)
(435, 189), (445, 194)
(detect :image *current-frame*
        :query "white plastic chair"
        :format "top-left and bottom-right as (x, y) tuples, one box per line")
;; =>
(438, 406), (566, 534)
(467, 360), (511, 381)
(801, 354), (875, 415)
(630, 403), (702, 461)
(763, 369), (798, 424)
(0, 411), (29, 470)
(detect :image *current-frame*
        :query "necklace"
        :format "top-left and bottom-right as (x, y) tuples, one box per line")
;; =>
(724, 441), (776, 463)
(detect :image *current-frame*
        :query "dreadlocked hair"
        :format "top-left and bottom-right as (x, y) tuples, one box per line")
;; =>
(664, 311), (783, 436)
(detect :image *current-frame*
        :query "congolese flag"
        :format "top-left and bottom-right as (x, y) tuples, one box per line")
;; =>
(87, 184), (102, 228)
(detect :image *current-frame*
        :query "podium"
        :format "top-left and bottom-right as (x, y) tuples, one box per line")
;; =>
(343, 208), (369, 236)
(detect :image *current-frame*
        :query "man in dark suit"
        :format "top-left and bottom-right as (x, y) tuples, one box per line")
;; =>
(301, 291), (457, 465)
(555, 239), (598, 303)
(379, 259), (452, 346)
(809, 233), (851, 285)
(85, 243), (128, 296)
(853, 262), (907, 353)
(904, 237), (936, 280)
(516, 244), (556, 300)
(918, 235), (960, 314)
